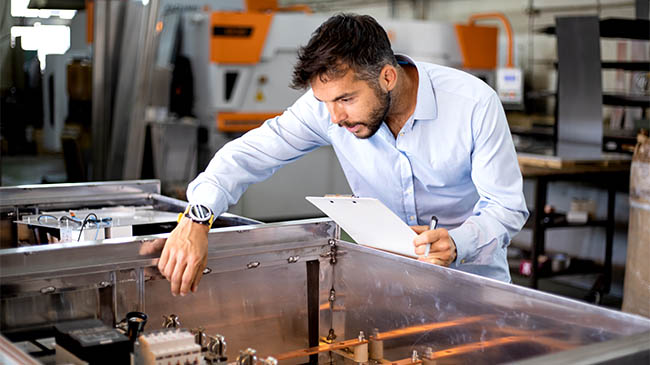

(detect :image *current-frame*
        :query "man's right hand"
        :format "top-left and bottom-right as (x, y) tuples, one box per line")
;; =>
(157, 216), (210, 296)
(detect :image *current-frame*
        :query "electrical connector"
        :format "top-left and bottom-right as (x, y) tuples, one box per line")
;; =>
(135, 329), (204, 365)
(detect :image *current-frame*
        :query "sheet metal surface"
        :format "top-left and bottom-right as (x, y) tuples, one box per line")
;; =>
(2, 218), (649, 364)
(331, 241), (650, 363)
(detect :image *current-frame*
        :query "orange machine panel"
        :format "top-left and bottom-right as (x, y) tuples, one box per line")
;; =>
(217, 112), (281, 132)
(86, 0), (93, 43)
(210, 12), (273, 64)
(454, 24), (498, 70)
(245, 0), (278, 12)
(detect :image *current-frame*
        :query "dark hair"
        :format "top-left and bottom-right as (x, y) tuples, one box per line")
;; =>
(291, 13), (397, 90)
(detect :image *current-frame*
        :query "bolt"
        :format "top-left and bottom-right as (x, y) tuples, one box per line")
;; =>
(411, 350), (419, 363)
(40, 286), (55, 294)
(246, 261), (260, 269)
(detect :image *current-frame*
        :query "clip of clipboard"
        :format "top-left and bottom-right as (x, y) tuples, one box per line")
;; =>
(306, 196), (419, 258)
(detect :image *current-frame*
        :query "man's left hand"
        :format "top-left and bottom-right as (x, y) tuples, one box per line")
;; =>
(411, 225), (457, 266)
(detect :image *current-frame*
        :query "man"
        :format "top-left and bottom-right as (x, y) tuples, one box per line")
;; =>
(158, 14), (528, 296)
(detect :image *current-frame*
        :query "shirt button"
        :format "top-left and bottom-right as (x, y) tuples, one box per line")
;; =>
(461, 259), (466, 264)
(400, 132), (405, 136)
(405, 188), (412, 194)
(409, 215), (415, 220)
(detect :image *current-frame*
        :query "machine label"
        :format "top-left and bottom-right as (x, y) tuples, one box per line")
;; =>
(213, 26), (253, 37)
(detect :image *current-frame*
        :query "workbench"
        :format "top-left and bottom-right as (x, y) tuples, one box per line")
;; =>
(517, 152), (631, 302)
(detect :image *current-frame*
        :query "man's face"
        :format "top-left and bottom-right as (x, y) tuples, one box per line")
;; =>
(311, 68), (390, 139)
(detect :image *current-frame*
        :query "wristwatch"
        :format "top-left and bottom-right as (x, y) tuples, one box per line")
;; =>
(177, 203), (215, 229)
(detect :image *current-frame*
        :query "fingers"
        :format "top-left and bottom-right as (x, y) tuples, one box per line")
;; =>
(179, 264), (195, 296)
(418, 256), (447, 266)
(412, 228), (456, 267)
(157, 243), (170, 274)
(170, 259), (188, 296)
(413, 229), (442, 247)
(414, 244), (428, 255)
(410, 225), (429, 234)
(140, 238), (166, 255)
(160, 249), (176, 279)
(429, 239), (454, 255)
(190, 261), (206, 293)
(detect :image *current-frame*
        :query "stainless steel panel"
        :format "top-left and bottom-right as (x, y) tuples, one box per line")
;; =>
(0, 218), (336, 358)
(106, 0), (146, 180)
(121, 0), (161, 180)
(149, 121), (198, 185)
(0, 180), (160, 208)
(2, 218), (649, 364)
(92, 0), (128, 181)
(0, 335), (40, 365)
(0, 218), (335, 279)
(1, 289), (102, 332)
(556, 16), (603, 146)
(330, 241), (650, 363)
(506, 330), (650, 365)
(144, 262), (311, 359)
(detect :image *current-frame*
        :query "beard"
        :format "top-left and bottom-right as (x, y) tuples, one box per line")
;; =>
(338, 88), (391, 139)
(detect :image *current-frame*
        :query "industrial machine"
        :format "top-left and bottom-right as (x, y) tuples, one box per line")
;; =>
(1, 182), (649, 364)
(0, 180), (259, 247)
(455, 12), (524, 110)
(168, 4), (463, 221)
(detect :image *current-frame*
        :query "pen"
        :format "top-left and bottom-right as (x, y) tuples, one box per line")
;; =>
(423, 216), (438, 256)
(429, 215), (439, 231)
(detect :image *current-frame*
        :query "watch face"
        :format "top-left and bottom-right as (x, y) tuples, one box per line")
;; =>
(189, 204), (212, 222)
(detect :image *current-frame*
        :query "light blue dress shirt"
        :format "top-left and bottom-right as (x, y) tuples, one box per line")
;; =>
(188, 55), (528, 282)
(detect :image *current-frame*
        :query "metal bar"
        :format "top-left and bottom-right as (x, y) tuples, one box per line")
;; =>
(273, 338), (368, 360)
(429, 336), (546, 361)
(274, 318), (573, 361)
(0, 218), (336, 279)
(527, 2), (635, 15)
(306, 259), (320, 364)
(136, 267), (145, 312)
(122, 0), (160, 179)
(91, 0), (113, 180)
(531, 176), (548, 289)
(0, 180), (161, 208)
(0, 335), (41, 365)
(374, 315), (493, 341)
(556, 16), (603, 146)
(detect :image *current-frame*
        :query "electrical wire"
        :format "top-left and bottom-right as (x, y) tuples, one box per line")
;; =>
(38, 213), (113, 242)
(37, 214), (58, 224)
(77, 213), (99, 241)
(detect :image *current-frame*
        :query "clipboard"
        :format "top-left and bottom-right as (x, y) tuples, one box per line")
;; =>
(306, 196), (418, 258)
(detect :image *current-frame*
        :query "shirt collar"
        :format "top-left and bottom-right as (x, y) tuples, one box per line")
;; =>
(395, 54), (438, 121)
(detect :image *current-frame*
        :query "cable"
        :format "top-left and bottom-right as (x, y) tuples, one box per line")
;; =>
(59, 215), (83, 225)
(37, 214), (58, 224)
(77, 213), (99, 241)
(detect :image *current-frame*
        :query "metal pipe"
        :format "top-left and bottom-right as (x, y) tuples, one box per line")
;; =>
(526, 1), (635, 16)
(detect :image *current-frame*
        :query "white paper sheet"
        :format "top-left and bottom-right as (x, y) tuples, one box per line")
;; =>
(306, 196), (418, 257)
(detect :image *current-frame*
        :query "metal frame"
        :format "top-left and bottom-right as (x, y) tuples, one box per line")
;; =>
(1, 216), (649, 363)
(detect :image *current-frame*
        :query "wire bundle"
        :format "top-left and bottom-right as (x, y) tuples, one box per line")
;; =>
(37, 213), (113, 241)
